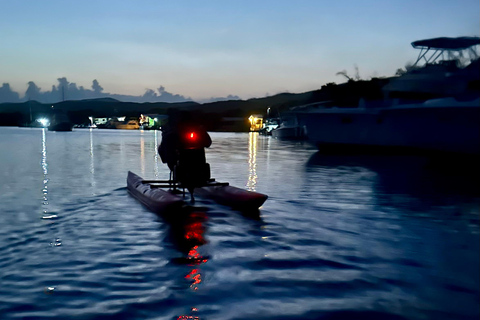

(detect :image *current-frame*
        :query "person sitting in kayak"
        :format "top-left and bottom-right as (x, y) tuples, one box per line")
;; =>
(158, 110), (212, 199)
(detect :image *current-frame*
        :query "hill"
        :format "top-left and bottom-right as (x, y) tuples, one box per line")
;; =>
(0, 78), (390, 130)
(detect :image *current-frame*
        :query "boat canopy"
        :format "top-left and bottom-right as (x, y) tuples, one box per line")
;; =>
(412, 37), (480, 50)
(411, 37), (479, 67)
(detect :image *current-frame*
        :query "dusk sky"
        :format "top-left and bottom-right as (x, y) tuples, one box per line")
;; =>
(1, 0), (479, 101)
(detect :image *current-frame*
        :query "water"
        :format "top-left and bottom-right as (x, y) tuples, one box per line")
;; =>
(0, 126), (478, 320)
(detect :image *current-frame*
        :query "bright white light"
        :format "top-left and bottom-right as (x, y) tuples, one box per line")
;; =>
(38, 118), (49, 127)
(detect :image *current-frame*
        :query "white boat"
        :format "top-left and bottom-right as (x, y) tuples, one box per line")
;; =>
(271, 114), (306, 140)
(295, 36), (480, 155)
(259, 118), (280, 135)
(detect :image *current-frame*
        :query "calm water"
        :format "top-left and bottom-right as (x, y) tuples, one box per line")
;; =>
(0, 127), (478, 320)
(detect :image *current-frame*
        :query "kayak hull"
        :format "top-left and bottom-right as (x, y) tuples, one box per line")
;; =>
(194, 185), (268, 211)
(127, 171), (268, 213)
(127, 171), (184, 215)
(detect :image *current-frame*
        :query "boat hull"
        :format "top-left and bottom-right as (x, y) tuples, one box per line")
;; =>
(271, 125), (306, 140)
(297, 97), (480, 155)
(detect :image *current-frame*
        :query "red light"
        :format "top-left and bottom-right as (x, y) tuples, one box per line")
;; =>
(188, 132), (196, 140)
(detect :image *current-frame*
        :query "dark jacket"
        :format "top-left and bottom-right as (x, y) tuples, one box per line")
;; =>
(159, 123), (211, 171)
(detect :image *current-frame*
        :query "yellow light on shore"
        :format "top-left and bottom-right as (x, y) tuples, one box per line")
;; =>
(248, 115), (263, 131)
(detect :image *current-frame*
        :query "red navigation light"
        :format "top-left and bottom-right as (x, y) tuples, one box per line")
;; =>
(188, 132), (196, 141)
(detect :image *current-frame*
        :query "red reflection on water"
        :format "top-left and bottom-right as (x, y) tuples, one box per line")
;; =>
(185, 245), (208, 290)
(177, 212), (208, 320)
(183, 211), (207, 246)
(177, 316), (199, 320)
(185, 268), (202, 289)
(184, 222), (204, 242)
(177, 299), (201, 319)
(185, 246), (208, 290)
(177, 304), (201, 319)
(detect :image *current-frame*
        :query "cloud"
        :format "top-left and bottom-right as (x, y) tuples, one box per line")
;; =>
(0, 83), (20, 103)
(0, 78), (196, 104)
(0, 78), (245, 104)
(197, 94), (241, 104)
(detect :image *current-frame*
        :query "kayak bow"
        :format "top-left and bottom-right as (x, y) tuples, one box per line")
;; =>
(127, 171), (184, 214)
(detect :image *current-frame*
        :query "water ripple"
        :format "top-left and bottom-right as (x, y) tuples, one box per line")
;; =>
(0, 129), (478, 320)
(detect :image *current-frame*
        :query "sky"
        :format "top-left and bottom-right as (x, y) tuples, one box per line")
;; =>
(1, 0), (479, 102)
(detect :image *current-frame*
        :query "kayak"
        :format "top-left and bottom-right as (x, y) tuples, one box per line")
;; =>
(127, 171), (268, 214)
(127, 171), (184, 214)
(194, 185), (268, 211)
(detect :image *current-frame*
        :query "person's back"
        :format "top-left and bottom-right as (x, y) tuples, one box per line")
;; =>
(158, 113), (212, 191)
(158, 127), (177, 171)
(175, 123), (211, 188)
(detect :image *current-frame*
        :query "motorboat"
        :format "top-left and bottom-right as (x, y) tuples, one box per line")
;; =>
(271, 113), (306, 140)
(259, 118), (280, 135)
(294, 36), (480, 155)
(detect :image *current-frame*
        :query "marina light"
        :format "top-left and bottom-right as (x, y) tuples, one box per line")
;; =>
(37, 118), (49, 127)
(248, 114), (263, 131)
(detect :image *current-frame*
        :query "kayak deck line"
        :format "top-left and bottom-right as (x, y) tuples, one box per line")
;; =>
(127, 171), (268, 215)
(141, 178), (230, 188)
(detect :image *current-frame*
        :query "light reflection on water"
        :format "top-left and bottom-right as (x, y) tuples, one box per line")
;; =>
(154, 130), (160, 178)
(41, 128), (50, 217)
(247, 131), (258, 191)
(140, 132), (146, 176)
(0, 128), (478, 320)
(89, 128), (96, 192)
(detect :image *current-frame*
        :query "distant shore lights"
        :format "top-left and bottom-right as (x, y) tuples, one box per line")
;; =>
(248, 114), (263, 132)
(37, 118), (49, 127)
